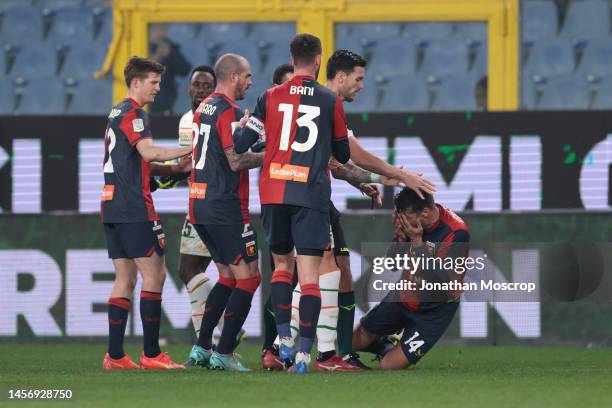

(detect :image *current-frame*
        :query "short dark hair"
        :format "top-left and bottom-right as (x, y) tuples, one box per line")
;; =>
(191, 64), (217, 87)
(394, 187), (434, 213)
(290, 33), (322, 67)
(124, 56), (165, 87)
(272, 63), (294, 85)
(326, 49), (367, 80)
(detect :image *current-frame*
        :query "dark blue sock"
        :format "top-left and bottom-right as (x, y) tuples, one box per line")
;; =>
(197, 276), (235, 349)
(299, 283), (321, 354)
(108, 297), (130, 359)
(140, 291), (162, 358)
(217, 275), (260, 354)
(270, 270), (293, 339)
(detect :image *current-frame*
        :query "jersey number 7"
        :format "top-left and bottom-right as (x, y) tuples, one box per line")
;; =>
(278, 103), (320, 152)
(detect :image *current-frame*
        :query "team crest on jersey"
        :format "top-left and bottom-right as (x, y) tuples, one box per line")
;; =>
(101, 185), (114, 201)
(157, 233), (166, 249)
(132, 118), (144, 132)
(245, 240), (257, 257)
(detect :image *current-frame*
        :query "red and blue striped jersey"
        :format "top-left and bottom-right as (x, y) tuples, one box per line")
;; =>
(101, 98), (158, 223)
(189, 93), (250, 225)
(244, 75), (349, 211)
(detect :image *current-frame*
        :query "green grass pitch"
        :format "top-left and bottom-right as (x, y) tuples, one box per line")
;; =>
(1, 343), (611, 407)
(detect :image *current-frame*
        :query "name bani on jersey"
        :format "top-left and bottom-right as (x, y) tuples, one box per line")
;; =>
(290, 85), (314, 96)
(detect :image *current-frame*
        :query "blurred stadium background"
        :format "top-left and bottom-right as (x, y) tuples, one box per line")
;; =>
(0, 0), (611, 351)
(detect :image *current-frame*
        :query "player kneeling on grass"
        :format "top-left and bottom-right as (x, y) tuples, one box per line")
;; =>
(352, 188), (470, 370)
(101, 56), (192, 370)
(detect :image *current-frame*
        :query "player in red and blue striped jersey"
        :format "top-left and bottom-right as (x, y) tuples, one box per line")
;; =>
(187, 54), (264, 372)
(234, 34), (350, 374)
(101, 56), (191, 370)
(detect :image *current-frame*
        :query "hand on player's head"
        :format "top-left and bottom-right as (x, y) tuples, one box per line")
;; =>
(400, 171), (436, 200)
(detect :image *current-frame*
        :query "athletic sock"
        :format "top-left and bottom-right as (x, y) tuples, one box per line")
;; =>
(216, 275), (260, 354)
(140, 291), (162, 358)
(262, 295), (278, 350)
(107, 297), (130, 359)
(337, 291), (356, 356)
(317, 270), (340, 354)
(186, 273), (213, 338)
(196, 276), (235, 350)
(270, 270), (293, 340)
(298, 283), (321, 354)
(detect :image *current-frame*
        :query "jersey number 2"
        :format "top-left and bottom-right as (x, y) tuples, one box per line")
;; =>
(278, 103), (320, 152)
(192, 123), (211, 170)
(103, 128), (116, 173)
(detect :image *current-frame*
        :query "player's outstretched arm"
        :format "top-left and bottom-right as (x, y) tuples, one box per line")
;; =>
(348, 135), (436, 199)
(150, 155), (192, 176)
(330, 159), (401, 187)
(136, 138), (192, 163)
(225, 148), (264, 172)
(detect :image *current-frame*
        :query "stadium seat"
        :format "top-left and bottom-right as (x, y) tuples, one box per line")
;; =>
(16, 80), (66, 114)
(93, 7), (112, 45)
(180, 42), (211, 69)
(0, 80), (15, 113)
(402, 22), (454, 42)
(591, 75), (612, 109)
(0, 48), (6, 78)
(368, 38), (416, 76)
(471, 42), (487, 76)
(37, 0), (85, 10)
(68, 77), (112, 114)
(334, 35), (367, 56)
(420, 38), (469, 78)
(260, 42), (291, 76)
(431, 75), (478, 111)
(215, 42), (261, 75)
(46, 6), (95, 46)
(10, 44), (58, 79)
(521, 77), (537, 110)
(560, 0), (610, 42)
(166, 23), (199, 44)
(521, 1), (558, 44)
(347, 23), (401, 42)
(379, 75), (429, 112)
(523, 39), (574, 79)
(537, 74), (590, 110)
(0, 0), (34, 11)
(454, 22), (487, 46)
(0, 6), (44, 46)
(577, 38), (612, 79)
(60, 43), (106, 80)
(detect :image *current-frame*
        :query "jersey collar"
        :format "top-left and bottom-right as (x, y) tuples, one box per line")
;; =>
(291, 74), (315, 82)
(126, 97), (142, 108)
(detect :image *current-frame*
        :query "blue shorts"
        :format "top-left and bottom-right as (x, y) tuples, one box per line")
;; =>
(360, 300), (458, 365)
(261, 204), (330, 256)
(103, 221), (165, 259)
(193, 223), (258, 265)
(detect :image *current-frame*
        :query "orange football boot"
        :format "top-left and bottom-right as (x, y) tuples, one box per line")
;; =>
(102, 353), (140, 370)
(140, 352), (185, 369)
